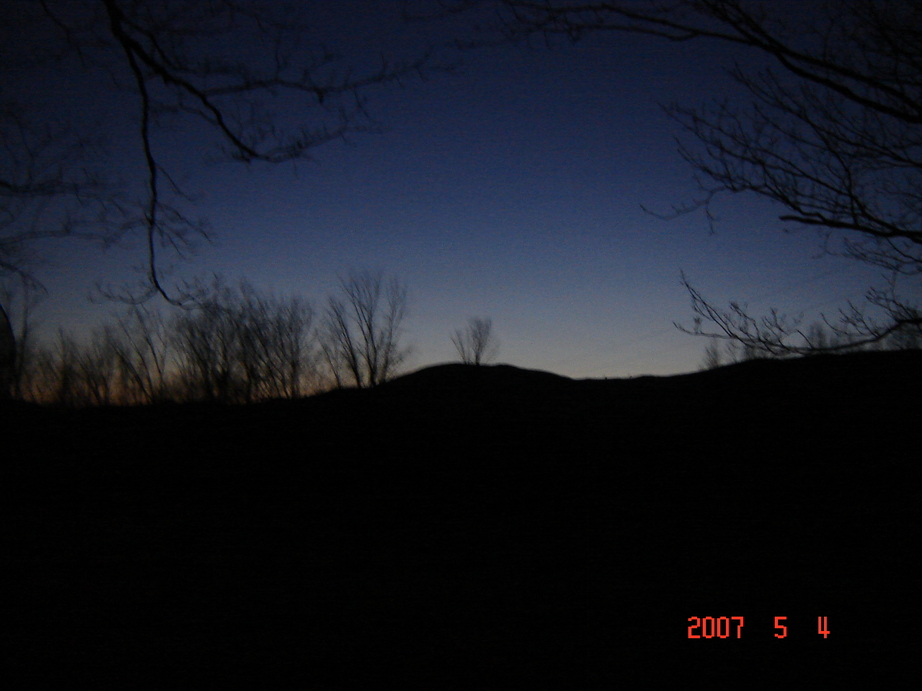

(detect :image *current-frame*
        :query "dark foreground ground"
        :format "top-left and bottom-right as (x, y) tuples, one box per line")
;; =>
(3, 351), (919, 687)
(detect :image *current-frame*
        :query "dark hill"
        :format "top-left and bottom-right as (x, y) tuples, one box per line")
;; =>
(382, 362), (574, 391)
(2, 350), (919, 686)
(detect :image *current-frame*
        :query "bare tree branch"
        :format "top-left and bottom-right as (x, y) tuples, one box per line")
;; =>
(452, 316), (499, 365)
(320, 270), (410, 388)
(500, 0), (922, 352)
(2, 1), (444, 305)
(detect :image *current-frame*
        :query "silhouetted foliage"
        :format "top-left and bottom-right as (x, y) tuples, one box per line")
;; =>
(499, 0), (922, 354)
(320, 270), (409, 389)
(14, 277), (318, 405)
(172, 277), (317, 402)
(111, 304), (173, 404)
(699, 337), (722, 371)
(452, 316), (499, 365)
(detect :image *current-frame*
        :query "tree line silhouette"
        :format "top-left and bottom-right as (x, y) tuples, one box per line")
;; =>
(2, 269), (505, 405)
(3, 271), (405, 405)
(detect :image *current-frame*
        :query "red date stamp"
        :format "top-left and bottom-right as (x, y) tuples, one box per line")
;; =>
(688, 616), (830, 639)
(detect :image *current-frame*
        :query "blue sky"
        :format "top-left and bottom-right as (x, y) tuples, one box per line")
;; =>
(10, 1), (882, 378)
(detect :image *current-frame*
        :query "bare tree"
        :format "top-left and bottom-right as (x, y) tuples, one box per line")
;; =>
(699, 337), (722, 371)
(170, 276), (317, 402)
(21, 326), (120, 405)
(34, 329), (84, 406)
(171, 279), (242, 402)
(76, 327), (123, 406)
(452, 316), (499, 365)
(498, 0), (922, 354)
(111, 303), (174, 404)
(270, 294), (318, 398)
(321, 270), (409, 389)
(7, 276), (317, 405)
(233, 281), (316, 400)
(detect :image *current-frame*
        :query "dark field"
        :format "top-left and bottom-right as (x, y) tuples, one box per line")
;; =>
(3, 351), (919, 686)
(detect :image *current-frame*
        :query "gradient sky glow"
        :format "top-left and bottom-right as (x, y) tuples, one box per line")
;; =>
(12, 1), (883, 379)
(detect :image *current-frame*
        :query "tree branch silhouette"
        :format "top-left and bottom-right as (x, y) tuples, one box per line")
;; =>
(3, 1), (441, 304)
(500, 0), (922, 353)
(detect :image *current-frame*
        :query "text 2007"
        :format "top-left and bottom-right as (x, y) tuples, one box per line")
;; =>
(687, 616), (830, 639)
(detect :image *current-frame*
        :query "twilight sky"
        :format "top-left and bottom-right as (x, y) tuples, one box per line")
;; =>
(8, 1), (882, 378)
